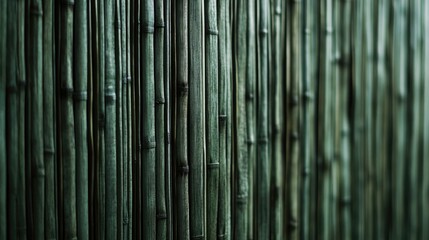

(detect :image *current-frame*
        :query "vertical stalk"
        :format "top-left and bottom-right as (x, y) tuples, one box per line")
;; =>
(29, 0), (46, 238)
(257, 0), (270, 238)
(17, 0), (28, 236)
(0, 0), (6, 237)
(217, 0), (228, 238)
(188, 0), (205, 238)
(205, 0), (220, 238)
(175, 0), (190, 238)
(6, 0), (18, 238)
(155, 0), (167, 238)
(43, 0), (56, 237)
(74, 0), (89, 237)
(234, 0), (249, 239)
(105, 0), (118, 236)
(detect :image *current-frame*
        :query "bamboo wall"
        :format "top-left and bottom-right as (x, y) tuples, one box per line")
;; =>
(1, 0), (428, 239)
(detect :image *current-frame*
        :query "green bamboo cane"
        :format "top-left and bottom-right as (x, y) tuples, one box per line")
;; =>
(225, 1), (232, 238)
(217, 0), (228, 238)
(97, 0), (106, 237)
(126, 0), (133, 236)
(17, 0), (27, 236)
(155, 0), (167, 238)
(205, 0), (220, 238)
(6, 0), (18, 238)
(0, 0), (5, 235)
(374, 0), (389, 238)
(317, 0), (333, 238)
(60, 0), (77, 238)
(43, 0), (56, 237)
(234, 0), (249, 239)
(246, 1), (256, 238)
(270, 0), (283, 239)
(141, 0), (157, 238)
(74, 0), (89, 237)
(406, 0), (421, 238)
(188, 0), (205, 238)
(29, 0), (46, 238)
(176, 0), (191, 238)
(257, 0), (270, 238)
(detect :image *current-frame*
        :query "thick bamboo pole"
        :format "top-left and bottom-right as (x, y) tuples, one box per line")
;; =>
(74, 0), (89, 237)
(43, 0), (56, 238)
(257, 0), (270, 238)
(175, 0), (191, 238)
(234, 0), (249, 239)
(0, 0), (6, 237)
(205, 0), (220, 238)
(29, 0), (46, 238)
(188, 0), (205, 238)
(6, 0), (18, 238)
(155, 0), (167, 238)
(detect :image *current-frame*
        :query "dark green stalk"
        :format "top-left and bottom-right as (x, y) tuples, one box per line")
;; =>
(17, 0), (27, 236)
(29, 0), (46, 238)
(225, 1), (232, 238)
(141, 0), (156, 238)
(234, 1), (249, 239)
(205, 0), (220, 238)
(43, 0), (56, 237)
(270, 0), (283, 239)
(105, 0), (118, 236)
(422, 2), (429, 238)
(257, 0), (270, 238)
(246, 0), (256, 238)
(6, 0), (18, 238)
(74, 0), (89, 237)
(175, 0), (190, 238)
(126, 0), (133, 236)
(188, 0), (204, 238)
(317, 0), (333, 238)
(217, 0), (228, 238)
(155, 0), (167, 238)
(0, 0), (5, 235)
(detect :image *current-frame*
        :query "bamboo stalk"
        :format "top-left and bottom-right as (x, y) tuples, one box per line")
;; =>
(205, 0), (220, 238)
(234, 0), (249, 239)
(155, 0), (167, 238)
(175, 0), (190, 238)
(17, 0), (27, 236)
(0, 0), (6, 236)
(29, 0), (46, 237)
(6, 0), (18, 238)
(74, 0), (89, 237)
(270, 0), (283, 239)
(126, 0), (133, 237)
(217, 0), (228, 238)
(257, 0), (270, 238)
(43, 0), (56, 237)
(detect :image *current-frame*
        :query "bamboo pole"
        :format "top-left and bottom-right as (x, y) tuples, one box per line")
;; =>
(188, 0), (205, 238)
(175, 0), (190, 238)
(29, 0), (46, 238)
(155, 0), (167, 238)
(74, 0), (89, 237)
(205, 0), (220, 237)
(43, 0), (56, 237)
(257, 0), (270, 238)
(17, 0), (27, 236)
(6, 0), (18, 238)
(234, 0), (249, 239)
(0, 0), (6, 237)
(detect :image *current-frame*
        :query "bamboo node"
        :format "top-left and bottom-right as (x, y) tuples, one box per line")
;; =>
(290, 132), (299, 141)
(217, 233), (226, 239)
(156, 97), (166, 105)
(288, 219), (298, 229)
(275, 7), (281, 15)
(142, 137), (156, 149)
(340, 196), (351, 206)
(122, 76), (131, 85)
(178, 165), (189, 175)
(304, 91), (313, 102)
(246, 92), (254, 100)
(155, 21), (166, 28)
(236, 194), (248, 204)
(60, 87), (74, 98)
(323, 27), (333, 35)
(73, 91), (88, 101)
(29, 4), (43, 16)
(156, 213), (167, 220)
(304, 28), (311, 35)
(207, 28), (219, 36)
(143, 24), (155, 34)
(44, 147), (55, 155)
(258, 137), (269, 144)
(17, 79), (26, 89)
(62, 0), (75, 7)
(207, 162), (220, 169)
(246, 137), (255, 145)
(259, 28), (269, 36)
(341, 127), (350, 137)
(105, 88), (116, 104)
(290, 95), (299, 107)
(178, 83), (189, 95)
(302, 167), (310, 176)
(191, 235), (204, 239)
(219, 114), (227, 122)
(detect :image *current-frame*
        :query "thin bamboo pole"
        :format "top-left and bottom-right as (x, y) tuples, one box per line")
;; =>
(6, 0), (18, 238)
(234, 0), (249, 239)
(17, 0), (28, 236)
(74, 0), (89, 237)
(0, 0), (6, 237)
(257, 0), (270, 238)
(43, 0), (56, 237)
(29, 0), (46, 237)
(188, 0), (205, 238)
(155, 0), (167, 238)
(126, 0), (133, 237)
(175, 0), (191, 238)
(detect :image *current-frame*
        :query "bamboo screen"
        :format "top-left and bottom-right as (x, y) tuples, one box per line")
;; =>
(0, 0), (428, 239)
